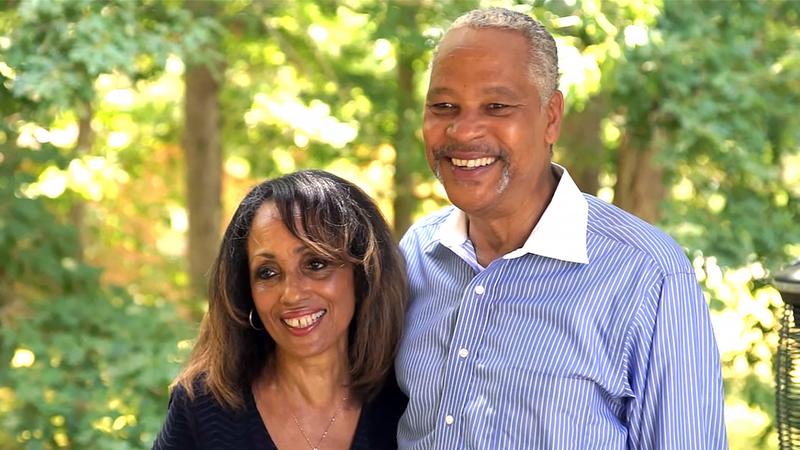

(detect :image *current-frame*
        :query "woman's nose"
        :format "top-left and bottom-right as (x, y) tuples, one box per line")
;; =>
(280, 272), (309, 304)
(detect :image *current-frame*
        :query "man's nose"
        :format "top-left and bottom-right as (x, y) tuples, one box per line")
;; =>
(446, 110), (486, 142)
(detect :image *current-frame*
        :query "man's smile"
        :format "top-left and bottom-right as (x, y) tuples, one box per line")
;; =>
(450, 156), (497, 168)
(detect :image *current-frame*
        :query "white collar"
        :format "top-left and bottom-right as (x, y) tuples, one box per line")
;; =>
(434, 163), (589, 264)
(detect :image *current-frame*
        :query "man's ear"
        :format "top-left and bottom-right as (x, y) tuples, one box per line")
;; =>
(545, 90), (564, 146)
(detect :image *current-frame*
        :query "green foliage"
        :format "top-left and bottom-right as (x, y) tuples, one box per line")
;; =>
(0, 2), (201, 448)
(3, 0), (221, 112)
(611, 0), (800, 269)
(0, 144), (191, 450)
(0, 292), (189, 450)
(2, 1), (799, 449)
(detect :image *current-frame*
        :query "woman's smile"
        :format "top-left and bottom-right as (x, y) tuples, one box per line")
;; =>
(281, 309), (326, 332)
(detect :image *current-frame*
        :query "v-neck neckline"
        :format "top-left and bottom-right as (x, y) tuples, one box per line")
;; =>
(246, 385), (367, 449)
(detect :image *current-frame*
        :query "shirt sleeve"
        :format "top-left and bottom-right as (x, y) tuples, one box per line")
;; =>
(625, 272), (728, 449)
(152, 385), (199, 450)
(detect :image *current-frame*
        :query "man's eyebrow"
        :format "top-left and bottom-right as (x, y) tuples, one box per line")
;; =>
(426, 86), (521, 98)
(483, 86), (519, 98)
(426, 86), (454, 98)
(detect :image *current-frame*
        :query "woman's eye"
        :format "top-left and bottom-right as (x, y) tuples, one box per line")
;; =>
(255, 266), (277, 280)
(307, 258), (329, 271)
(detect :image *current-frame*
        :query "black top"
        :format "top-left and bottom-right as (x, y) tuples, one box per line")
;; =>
(152, 376), (407, 450)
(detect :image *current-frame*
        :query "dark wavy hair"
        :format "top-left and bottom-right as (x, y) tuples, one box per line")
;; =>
(173, 170), (408, 410)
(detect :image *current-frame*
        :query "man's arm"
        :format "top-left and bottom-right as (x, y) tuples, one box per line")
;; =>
(626, 272), (728, 449)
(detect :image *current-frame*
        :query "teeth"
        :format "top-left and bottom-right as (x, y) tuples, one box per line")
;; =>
(451, 157), (496, 168)
(283, 310), (326, 329)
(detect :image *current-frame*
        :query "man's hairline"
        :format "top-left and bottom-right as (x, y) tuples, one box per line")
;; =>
(428, 26), (554, 108)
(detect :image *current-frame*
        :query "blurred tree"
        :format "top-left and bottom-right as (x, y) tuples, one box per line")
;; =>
(1, 0), (187, 254)
(380, 1), (425, 236)
(183, 0), (225, 299)
(0, 1), (212, 448)
(209, 0), (477, 235)
(610, 0), (800, 267)
(1, 1), (799, 449)
(0, 84), (192, 450)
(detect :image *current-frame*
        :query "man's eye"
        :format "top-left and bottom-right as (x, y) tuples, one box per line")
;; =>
(487, 103), (509, 111)
(428, 103), (456, 113)
(486, 103), (518, 116)
(255, 267), (277, 280)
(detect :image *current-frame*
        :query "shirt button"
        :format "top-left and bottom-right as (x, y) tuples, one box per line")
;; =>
(445, 415), (454, 425)
(474, 285), (485, 295)
(458, 348), (469, 358)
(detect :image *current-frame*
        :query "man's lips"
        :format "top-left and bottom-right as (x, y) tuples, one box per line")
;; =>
(433, 143), (506, 168)
(450, 156), (498, 169)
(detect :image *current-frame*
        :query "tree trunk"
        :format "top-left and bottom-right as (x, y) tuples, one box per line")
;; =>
(613, 128), (666, 223)
(392, 58), (416, 238)
(68, 104), (94, 261)
(184, 64), (222, 298)
(557, 96), (606, 195)
(391, 3), (421, 239)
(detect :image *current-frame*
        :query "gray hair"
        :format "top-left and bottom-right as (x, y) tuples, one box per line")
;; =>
(441, 7), (559, 105)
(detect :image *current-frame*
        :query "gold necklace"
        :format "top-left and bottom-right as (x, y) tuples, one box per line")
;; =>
(290, 395), (348, 450)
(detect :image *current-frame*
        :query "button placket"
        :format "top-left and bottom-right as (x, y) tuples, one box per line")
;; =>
(439, 274), (495, 443)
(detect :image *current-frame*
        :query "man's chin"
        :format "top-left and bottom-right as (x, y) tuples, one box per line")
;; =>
(446, 189), (497, 214)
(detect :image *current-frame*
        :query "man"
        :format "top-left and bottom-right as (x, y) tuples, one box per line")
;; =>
(395, 7), (727, 449)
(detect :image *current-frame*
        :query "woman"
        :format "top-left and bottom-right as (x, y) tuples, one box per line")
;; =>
(153, 170), (408, 449)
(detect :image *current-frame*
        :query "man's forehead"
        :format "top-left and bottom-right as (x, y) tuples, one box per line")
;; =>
(432, 27), (528, 69)
(438, 27), (524, 50)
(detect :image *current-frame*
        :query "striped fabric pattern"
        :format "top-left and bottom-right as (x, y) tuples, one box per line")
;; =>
(395, 170), (727, 449)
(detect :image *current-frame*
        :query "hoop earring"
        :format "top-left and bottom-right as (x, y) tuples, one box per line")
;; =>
(249, 309), (264, 331)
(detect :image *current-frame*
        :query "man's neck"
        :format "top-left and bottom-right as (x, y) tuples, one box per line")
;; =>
(467, 168), (558, 267)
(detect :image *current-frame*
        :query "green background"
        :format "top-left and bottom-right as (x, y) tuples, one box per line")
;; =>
(1, 1), (799, 448)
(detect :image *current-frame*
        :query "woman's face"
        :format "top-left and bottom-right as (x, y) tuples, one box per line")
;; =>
(247, 202), (356, 362)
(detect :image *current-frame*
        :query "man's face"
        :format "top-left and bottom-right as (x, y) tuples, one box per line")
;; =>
(423, 27), (562, 218)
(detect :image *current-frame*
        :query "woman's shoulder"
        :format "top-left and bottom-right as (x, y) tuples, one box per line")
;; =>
(169, 377), (251, 419)
(158, 378), (265, 449)
(153, 380), (216, 450)
(169, 378), (213, 408)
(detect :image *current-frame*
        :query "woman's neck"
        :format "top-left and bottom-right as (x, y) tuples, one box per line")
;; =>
(250, 350), (361, 450)
(260, 351), (351, 408)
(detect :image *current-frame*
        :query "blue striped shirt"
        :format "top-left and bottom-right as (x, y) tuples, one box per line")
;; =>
(395, 166), (727, 449)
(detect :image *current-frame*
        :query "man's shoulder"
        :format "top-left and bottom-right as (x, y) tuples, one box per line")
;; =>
(400, 205), (454, 246)
(584, 194), (692, 274)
